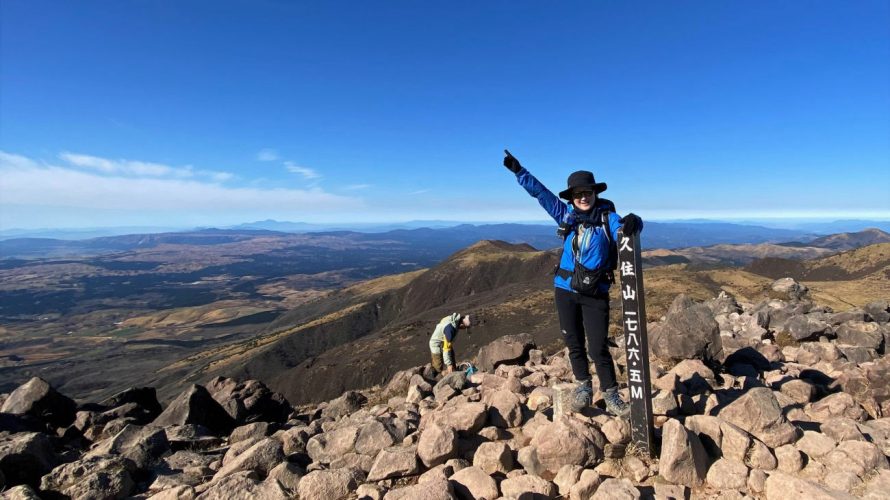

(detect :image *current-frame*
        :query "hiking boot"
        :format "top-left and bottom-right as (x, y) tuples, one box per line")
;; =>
(603, 387), (630, 417)
(571, 380), (593, 412)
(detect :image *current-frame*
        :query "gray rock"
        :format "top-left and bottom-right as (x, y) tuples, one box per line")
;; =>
(864, 300), (890, 323)
(807, 393), (867, 422)
(417, 423), (458, 468)
(683, 415), (722, 459)
(569, 469), (603, 500)
(485, 389), (523, 428)
(836, 321), (883, 349)
(653, 483), (688, 500)
(822, 440), (889, 478)
(356, 483), (386, 500)
(40, 455), (136, 500)
(306, 425), (360, 463)
(230, 422), (271, 444)
(297, 468), (365, 500)
(721, 420), (753, 463)
(367, 446), (420, 481)
(828, 309), (867, 325)
(764, 470), (855, 500)
(328, 453), (374, 473)
(771, 278), (809, 301)
(861, 470), (890, 500)
(205, 377), (291, 425)
(164, 424), (224, 452)
(747, 438), (777, 470)
(355, 420), (396, 456)
(717, 387), (800, 448)
(500, 474), (557, 499)
(779, 379), (816, 405)
(151, 385), (235, 436)
(0, 377), (76, 428)
(321, 391), (368, 420)
(530, 417), (605, 474)
(821, 417), (866, 441)
(472, 442), (513, 475)
(747, 469), (767, 494)
(99, 387), (163, 424)
(553, 465), (584, 496)
(0, 432), (56, 489)
(838, 345), (878, 364)
(422, 401), (488, 435)
(659, 418), (708, 487)
(449, 466), (498, 500)
(1, 485), (43, 500)
(591, 477), (640, 500)
(383, 367), (423, 399)
(86, 424), (169, 470)
(196, 470), (288, 499)
(434, 373), (467, 402)
(517, 446), (545, 477)
(650, 301), (722, 362)
(823, 471), (862, 493)
(667, 359), (715, 394)
(795, 430), (837, 458)
(785, 315), (830, 341)
(475, 333), (535, 372)
(600, 418), (631, 446)
(775, 444), (803, 473)
(652, 390), (679, 416)
(705, 458), (748, 490)
(265, 461), (303, 495)
(418, 464), (453, 484)
(384, 479), (457, 500)
(213, 437), (284, 480)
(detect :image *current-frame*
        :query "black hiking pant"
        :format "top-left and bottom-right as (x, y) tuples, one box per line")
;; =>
(554, 287), (618, 391)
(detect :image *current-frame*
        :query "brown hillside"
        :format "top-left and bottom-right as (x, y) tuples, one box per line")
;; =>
(808, 228), (890, 250)
(150, 241), (890, 405)
(747, 242), (890, 281)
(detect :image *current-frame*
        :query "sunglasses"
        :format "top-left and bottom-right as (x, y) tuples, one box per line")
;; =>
(572, 190), (594, 199)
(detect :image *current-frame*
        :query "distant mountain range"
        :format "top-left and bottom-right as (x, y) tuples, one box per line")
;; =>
(2, 222), (888, 403)
(0, 221), (849, 259)
(3, 217), (889, 242)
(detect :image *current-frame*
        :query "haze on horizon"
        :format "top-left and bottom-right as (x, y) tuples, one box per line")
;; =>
(1, 1), (888, 230)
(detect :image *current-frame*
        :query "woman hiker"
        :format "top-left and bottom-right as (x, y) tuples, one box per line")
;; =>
(502, 150), (643, 417)
(429, 313), (471, 376)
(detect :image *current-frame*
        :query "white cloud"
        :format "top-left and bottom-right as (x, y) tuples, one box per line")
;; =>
(257, 149), (279, 162)
(0, 151), (353, 215)
(343, 184), (371, 191)
(284, 161), (321, 180)
(58, 151), (233, 183)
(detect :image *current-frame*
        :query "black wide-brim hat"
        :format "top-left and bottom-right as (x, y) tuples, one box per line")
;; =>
(558, 170), (607, 200)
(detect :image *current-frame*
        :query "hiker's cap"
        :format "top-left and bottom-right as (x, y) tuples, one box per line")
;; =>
(558, 170), (607, 201)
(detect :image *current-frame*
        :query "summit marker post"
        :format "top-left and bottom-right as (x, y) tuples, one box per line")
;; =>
(616, 229), (656, 457)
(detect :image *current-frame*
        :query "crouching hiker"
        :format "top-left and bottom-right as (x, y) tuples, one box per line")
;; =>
(429, 313), (471, 376)
(502, 150), (643, 417)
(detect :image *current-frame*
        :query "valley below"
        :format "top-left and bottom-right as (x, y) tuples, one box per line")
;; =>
(1, 226), (888, 406)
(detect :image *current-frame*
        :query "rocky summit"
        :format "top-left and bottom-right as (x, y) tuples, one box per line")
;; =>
(1, 278), (889, 499)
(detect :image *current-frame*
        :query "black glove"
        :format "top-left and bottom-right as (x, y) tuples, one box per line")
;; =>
(503, 149), (522, 174)
(620, 213), (643, 235)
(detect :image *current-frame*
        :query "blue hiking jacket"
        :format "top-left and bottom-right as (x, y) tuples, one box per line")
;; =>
(514, 167), (622, 293)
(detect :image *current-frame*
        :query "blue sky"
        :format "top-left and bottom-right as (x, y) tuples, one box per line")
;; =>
(1, 1), (888, 229)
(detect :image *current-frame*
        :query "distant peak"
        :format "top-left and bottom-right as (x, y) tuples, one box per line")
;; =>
(446, 240), (540, 262)
(463, 239), (537, 253)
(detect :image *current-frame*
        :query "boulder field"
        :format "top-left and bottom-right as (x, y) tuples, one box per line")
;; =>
(1, 279), (889, 499)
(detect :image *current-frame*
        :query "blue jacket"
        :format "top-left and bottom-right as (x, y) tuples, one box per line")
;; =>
(514, 167), (622, 293)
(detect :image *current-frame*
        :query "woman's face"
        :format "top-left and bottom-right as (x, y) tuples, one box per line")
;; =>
(571, 189), (595, 211)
